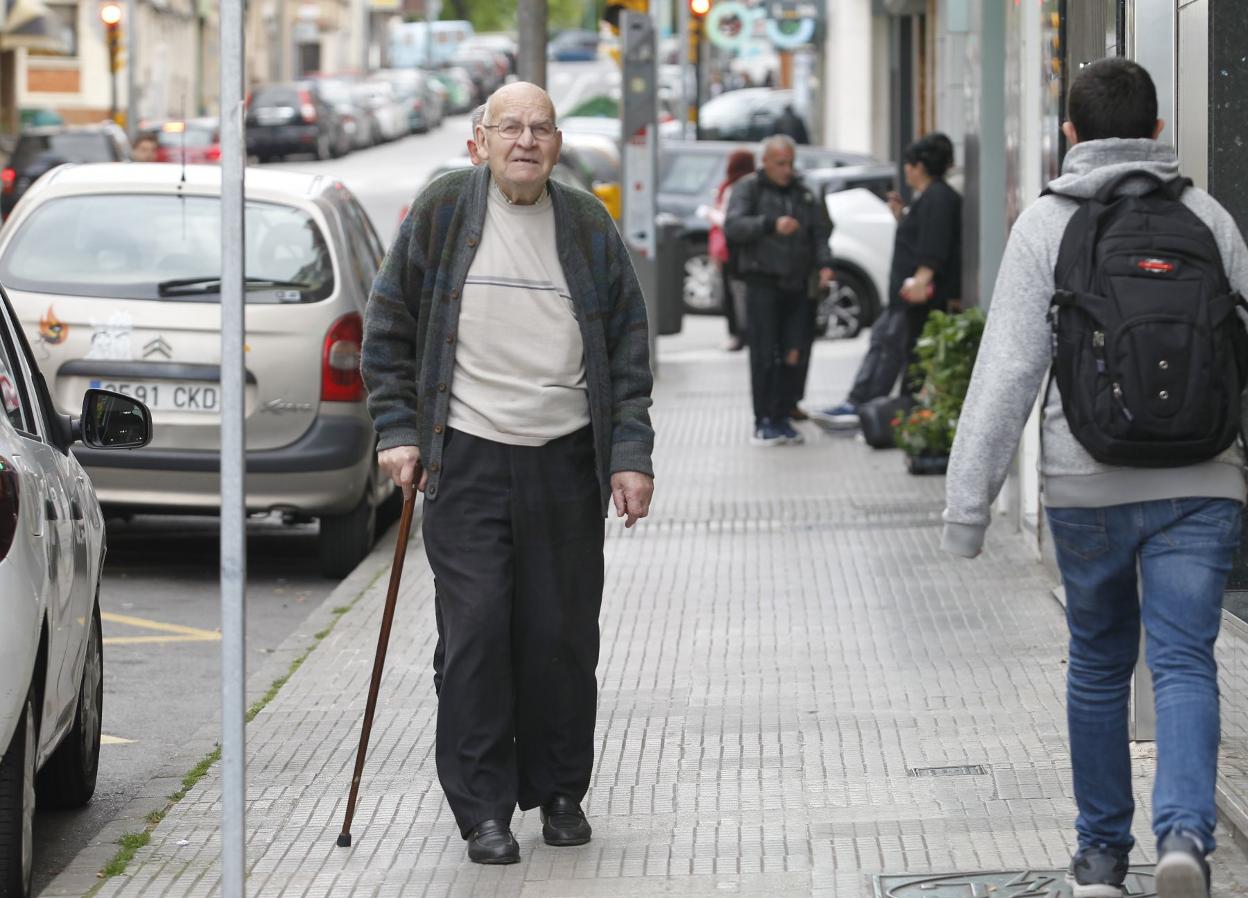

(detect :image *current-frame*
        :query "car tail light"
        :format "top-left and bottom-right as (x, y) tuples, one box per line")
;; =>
(0, 457), (19, 562)
(322, 313), (364, 402)
(299, 90), (318, 124)
(1, 167), (14, 194)
(206, 146), (222, 161)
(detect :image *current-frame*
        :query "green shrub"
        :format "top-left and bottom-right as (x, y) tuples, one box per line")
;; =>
(893, 308), (986, 456)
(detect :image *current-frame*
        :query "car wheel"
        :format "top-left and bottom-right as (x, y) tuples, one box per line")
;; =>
(317, 488), (377, 579)
(37, 600), (102, 809)
(0, 691), (36, 898)
(816, 268), (875, 340)
(682, 243), (723, 314)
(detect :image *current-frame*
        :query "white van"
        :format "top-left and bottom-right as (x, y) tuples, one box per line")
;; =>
(388, 20), (474, 69)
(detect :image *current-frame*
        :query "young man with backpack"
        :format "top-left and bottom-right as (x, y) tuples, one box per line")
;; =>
(943, 58), (1248, 898)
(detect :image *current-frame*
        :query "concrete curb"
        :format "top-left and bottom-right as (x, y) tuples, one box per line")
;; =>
(38, 510), (418, 898)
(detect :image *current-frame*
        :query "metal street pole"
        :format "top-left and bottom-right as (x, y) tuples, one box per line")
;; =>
(516, 0), (546, 87)
(424, 0), (435, 69)
(692, 18), (701, 140)
(125, 0), (137, 140)
(620, 10), (657, 366)
(219, 0), (247, 891)
(677, 0), (690, 139)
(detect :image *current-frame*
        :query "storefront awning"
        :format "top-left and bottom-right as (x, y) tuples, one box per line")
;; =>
(0, 0), (69, 52)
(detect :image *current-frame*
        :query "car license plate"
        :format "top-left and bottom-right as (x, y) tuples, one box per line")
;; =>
(88, 380), (220, 413)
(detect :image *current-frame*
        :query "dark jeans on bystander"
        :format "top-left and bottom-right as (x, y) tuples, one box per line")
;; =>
(746, 281), (810, 424)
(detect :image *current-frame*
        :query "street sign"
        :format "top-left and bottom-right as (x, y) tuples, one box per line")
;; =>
(620, 9), (658, 366)
(766, 0), (821, 21)
(704, 0), (818, 51)
(621, 10), (657, 261)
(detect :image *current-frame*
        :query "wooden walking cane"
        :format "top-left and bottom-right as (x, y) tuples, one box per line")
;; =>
(336, 488), (418, 848)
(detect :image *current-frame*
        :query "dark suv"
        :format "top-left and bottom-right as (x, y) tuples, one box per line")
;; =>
(1, 125), (130, 220)
(245, 82), (352, 163)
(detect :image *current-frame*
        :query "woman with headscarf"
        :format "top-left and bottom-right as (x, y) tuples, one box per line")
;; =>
(700, 148), (757, 351)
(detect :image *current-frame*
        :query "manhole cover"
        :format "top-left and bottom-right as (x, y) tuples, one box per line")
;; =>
(907, 764), (988, 777)
(874, 868), (1156, 897)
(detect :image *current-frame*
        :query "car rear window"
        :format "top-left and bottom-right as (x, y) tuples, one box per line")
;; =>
(0, 194), (334, 303)
(158, 126), (215, 148)
(12, 133), (115, 169)
(252, 86), (300, 107)
(659, 153), (724, 196)
(317, 80), (352, 104)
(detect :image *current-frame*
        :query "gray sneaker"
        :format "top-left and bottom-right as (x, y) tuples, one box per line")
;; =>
(1156, 830), (1210, 898)
(1067, 845), (1129, 898)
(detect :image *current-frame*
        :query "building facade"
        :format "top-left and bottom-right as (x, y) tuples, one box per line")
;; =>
(5, 0), (220, 127)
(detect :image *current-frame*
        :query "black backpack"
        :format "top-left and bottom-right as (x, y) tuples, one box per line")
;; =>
(1045, 170), (1248, 467)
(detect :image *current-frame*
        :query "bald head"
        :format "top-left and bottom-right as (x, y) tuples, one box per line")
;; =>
(484, 81), (557, 125)
(477, 81), (562, 205)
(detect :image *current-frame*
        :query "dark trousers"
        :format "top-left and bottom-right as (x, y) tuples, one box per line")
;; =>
(746, 282), (809, 424)
(422, 426), (605, 838)
(847, 302), (907, 406)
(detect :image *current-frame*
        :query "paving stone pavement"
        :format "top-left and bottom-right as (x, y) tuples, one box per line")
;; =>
(85, 320), (1248, 897)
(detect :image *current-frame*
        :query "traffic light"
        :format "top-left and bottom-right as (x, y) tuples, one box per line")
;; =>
(99, 2), (123, 73)
(602, 0), (647, 32)
(689, 0), (710, 16)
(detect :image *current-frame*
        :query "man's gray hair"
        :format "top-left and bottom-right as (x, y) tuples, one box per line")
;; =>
(471, 104), (486, 133)
(762, 134), (797, 156)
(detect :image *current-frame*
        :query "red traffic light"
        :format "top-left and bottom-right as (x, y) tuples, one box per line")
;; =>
(690, 0), (711, 15)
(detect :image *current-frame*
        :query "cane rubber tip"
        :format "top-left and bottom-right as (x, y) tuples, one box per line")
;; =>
(337, 833), (352, 848)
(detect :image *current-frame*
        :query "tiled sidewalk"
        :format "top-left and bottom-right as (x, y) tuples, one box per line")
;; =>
(77, 321), (1248, 896)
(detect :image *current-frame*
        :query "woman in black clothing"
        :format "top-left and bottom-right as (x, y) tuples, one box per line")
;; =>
(811, 133), (962, 425)
(893, 134), (962, 394)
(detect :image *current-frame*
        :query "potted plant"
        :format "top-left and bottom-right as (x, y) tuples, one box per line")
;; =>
(892, 308), (986, 475)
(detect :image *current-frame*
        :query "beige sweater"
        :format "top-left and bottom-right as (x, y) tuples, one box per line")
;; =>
(446, 183), (591, 447)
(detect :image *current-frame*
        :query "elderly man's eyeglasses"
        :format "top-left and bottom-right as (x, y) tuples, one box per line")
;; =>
(482, 120), (557, 140)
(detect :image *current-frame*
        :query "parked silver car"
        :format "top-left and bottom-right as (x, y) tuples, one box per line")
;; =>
(0, 281), (152, 898)
(0, 162), (394, 577)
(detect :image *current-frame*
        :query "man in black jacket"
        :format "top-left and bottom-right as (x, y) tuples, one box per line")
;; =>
(725, 135), (833, 444)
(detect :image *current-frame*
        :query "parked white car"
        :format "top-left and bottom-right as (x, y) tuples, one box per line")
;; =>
(822, 182), (898, 338)
(0, 282), (152, 898)
(351, 81), (409, 143)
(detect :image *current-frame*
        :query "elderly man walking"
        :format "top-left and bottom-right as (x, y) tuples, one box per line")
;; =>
(724, 135), (833, 445)
(361, 82), (656, 865)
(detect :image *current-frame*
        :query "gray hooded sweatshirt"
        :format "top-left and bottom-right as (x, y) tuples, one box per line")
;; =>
(942, 138), (1248, 558)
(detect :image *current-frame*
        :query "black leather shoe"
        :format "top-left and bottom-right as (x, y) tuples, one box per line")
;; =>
(540, 796), (592, 846)
(466, 820), (520, 864)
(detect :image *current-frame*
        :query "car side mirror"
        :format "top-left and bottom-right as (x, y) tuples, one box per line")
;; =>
(76, 389), (153, 450)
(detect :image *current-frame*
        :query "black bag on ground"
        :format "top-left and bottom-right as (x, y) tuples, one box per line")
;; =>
(1046, 171), (1248, 467)
(859, 395), (912, 449)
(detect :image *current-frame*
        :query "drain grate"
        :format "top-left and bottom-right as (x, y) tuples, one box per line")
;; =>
(906, 764), (989, 777)
(874, 868), (1156, 897)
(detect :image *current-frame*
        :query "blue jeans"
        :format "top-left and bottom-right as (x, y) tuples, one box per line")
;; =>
(1047, 498), (1242, 856)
